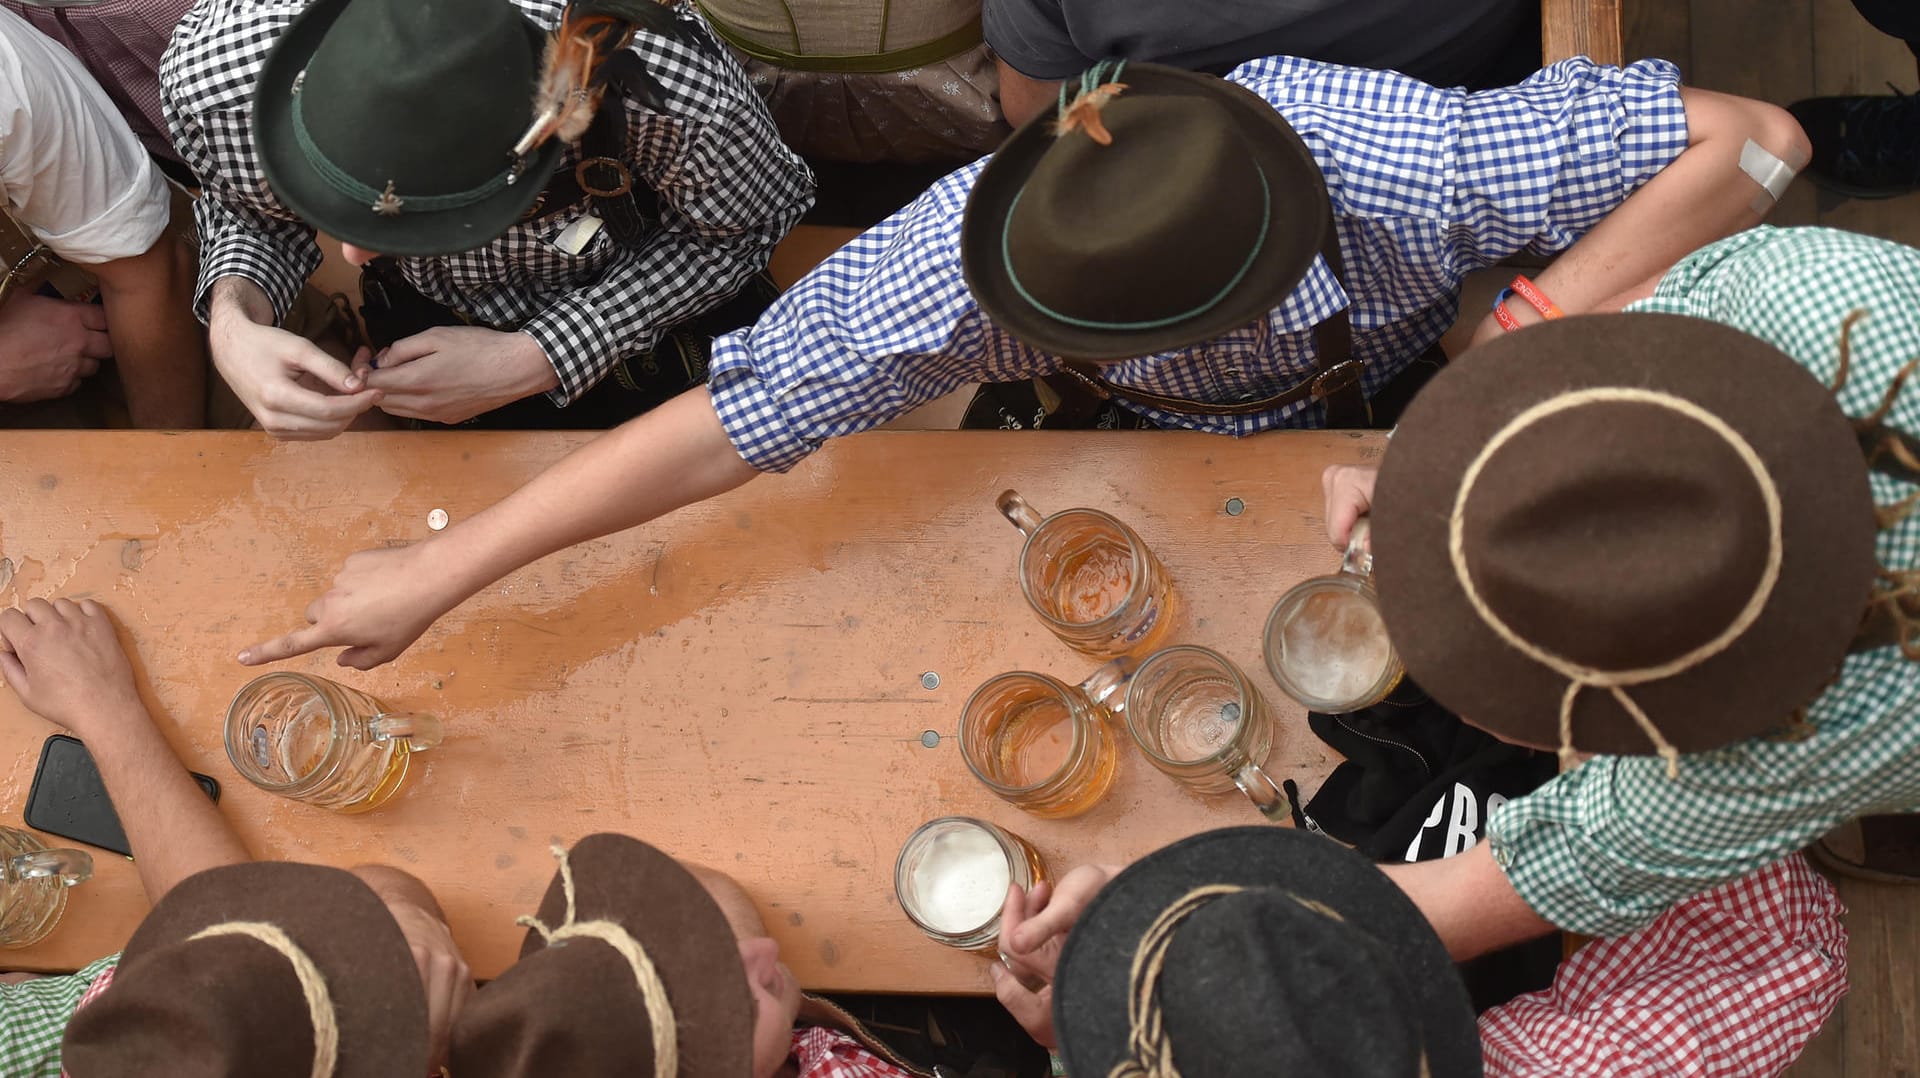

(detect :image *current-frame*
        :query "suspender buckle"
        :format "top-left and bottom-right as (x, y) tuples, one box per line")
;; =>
(575, 156), (634, 198)
(1309, 359), (1364, 401)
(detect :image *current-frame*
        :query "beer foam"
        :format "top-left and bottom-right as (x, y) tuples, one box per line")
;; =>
(1281, 589), (1392, 704)
(911, 827), (1011, 933)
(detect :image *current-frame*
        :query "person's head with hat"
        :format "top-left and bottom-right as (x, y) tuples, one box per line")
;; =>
(447, 832), (803, 1078)
(60, 861), (443, 1077)
(960, 60), (1333, 363)
(993, 828), (1482, 1077)
(1321, 313), (1880, 768)
(251, 0), (606, 261)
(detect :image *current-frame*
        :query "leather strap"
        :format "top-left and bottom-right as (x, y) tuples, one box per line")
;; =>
(1045, 203), (1370, 428)
(515, 52), (661, 248)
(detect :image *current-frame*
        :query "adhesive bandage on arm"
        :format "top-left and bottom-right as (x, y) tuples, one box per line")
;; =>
(1741, 138), (1807, 214)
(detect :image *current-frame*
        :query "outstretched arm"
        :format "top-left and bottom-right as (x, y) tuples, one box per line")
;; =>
(0, 599), (248, 903)
(1378, 841), (1556, 960)
(1468, 86), (1808, 343)
(240, 385), (759, 669)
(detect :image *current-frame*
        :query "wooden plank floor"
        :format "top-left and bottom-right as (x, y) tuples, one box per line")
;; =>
(1625, 5), (1920, 1074)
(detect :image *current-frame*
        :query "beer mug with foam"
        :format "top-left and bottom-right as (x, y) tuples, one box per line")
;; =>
(0, 826), (92, 949)
(1264, 518), (1404, 712)
(226, 673), (442, 813)
(997, 490), (1175, 659)
(894, 817), (1049, 951)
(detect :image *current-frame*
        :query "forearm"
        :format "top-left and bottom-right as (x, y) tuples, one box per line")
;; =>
(188, 191), (319, 324)
(85, 703), (248, 903)
(95, 235), (207, 428)
(1526, 88), (1808, 317)
(425, 386), (760, 600)
(1378, 841), (1555, 961)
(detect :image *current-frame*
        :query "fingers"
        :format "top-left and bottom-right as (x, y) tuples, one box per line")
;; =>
(988, 965), (1056, 1049)
(0, 649), (25, 692)
(21, 598), (56, 625)
(237, 626), (330, 666)
(77, 598), (103, 618)
(1322, 464), (1378, 549)
(374, 331), (440, 371)
(75, 304), (108, 333)
(286, 338), (369, 394)
(50, 598), (80, 621)
(79, 330), (113, 362)
(335, 645), (391, 671)
(0, 606), (30, 643)
(1008, 866), (1109, 954)
(259, 382), (384, 434)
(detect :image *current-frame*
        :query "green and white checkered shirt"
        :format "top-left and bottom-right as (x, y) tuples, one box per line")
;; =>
(0, 955), (116, 1078)
(1486, 226), (1920, 937)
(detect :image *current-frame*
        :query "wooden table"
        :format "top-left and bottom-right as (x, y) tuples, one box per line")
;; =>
(1543, 0), (1624, 66)
(0, 429), (1381, 992)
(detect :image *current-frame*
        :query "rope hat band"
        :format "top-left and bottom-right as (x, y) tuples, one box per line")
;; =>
(516, 844), (679, 1078)
(290, 70), (517, 218)
(188, 921), (342, 1078)
(1107, 886), (1429, 1078)
(1447, 387), (1786, 775)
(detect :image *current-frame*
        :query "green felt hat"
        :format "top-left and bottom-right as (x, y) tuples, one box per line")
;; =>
(253, 0), (564, 256)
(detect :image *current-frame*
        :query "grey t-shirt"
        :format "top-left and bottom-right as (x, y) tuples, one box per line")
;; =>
(985, 0), (1530, 88)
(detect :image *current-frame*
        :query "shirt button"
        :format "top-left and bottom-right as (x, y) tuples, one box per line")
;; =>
(1490, 840), (1513, 869)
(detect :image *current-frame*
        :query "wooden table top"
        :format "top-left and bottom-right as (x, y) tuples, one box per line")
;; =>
(0, 428), (1382, 993)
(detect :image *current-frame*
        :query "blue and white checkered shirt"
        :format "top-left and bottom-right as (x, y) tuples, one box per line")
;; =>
(709, 56), (1689, 473)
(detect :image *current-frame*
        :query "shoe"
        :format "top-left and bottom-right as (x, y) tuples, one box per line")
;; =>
(1809, 815), (1920, 883)
(1788, 88), (1920, 199)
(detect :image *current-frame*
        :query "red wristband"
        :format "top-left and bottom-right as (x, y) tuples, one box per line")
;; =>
(1507, 274), (1565, 320)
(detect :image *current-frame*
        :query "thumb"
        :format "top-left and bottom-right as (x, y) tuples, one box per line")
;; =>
(286, 339), (367, 393)
(377, 331), (442, 370)
(0, 649), (26, 693)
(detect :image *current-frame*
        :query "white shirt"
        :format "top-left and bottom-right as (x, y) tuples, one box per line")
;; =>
(0, 6), (167, 265)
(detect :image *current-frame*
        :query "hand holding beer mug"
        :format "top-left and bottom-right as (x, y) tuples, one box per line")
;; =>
(225, 672), (443, 813)
(1264, 518), (1404, 712)
(959, 658), (1134, 818)
(997, 490), (1176, 659)
(1123, 646), (1289, 820)
(0, 826), (93, 949)
(894, 817), (1050, 951)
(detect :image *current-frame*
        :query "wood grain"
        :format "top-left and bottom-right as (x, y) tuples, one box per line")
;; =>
(0, 429), (1380, 993)
(1544, 0), (1625, 65)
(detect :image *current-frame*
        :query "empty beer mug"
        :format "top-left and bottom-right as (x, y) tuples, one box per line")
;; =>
(997, 490), (1175, 659)
(894, 817), (1049, 951)
(959, 658), (1134, 818)
(0, 826), (93, 949)
(1264, 518), (1404, 713)
(1123, 646), (1288, 820)
(226, 673), (442, 814)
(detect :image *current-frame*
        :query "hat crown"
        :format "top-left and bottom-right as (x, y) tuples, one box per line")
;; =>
(1003, 95), (1271, 342)
(294, 0), (538, 199)
(1153, 892), (1427, 1077)
(1462, 399), (1776, 672)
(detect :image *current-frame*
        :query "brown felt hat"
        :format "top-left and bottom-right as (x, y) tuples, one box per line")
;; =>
(448, 833), (753, 1077)
(962, 60), (1330, 359)
(61, 862), (429, 1078)
(1372, 314), (1878, 758)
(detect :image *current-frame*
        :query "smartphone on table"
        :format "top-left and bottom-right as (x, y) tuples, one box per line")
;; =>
(23, 734), (220, 858)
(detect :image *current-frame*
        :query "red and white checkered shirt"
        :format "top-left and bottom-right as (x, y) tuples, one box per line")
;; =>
(793, 1026), (915, 1078)
(1478, 853), (1847, 1077)
(0, 0), (187, 163)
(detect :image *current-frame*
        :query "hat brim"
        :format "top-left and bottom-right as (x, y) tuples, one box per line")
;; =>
(961, 66), (1328, 359)
(1054, 827), (1481, 1078)
(85, 862), (429, 1078)
(1373, 314), (1878, 755)
(513, 833), (754, 1074)
(253, 0), (562, 257)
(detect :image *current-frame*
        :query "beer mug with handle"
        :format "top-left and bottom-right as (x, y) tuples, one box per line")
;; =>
(997, 490), (1176, 659)
(1124, 646), (1289, 821)
(1265, 518), (1404, 713)
(226, 673), (443, 813)
(0, 826), (93, 949)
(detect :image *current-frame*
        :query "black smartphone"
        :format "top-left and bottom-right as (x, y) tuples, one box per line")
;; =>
(23, 734), (220, 858)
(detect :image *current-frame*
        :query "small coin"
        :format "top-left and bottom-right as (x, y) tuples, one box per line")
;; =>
(427, 508), (450, 531)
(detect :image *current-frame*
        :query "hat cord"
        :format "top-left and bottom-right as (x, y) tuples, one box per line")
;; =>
(1106, 884), (1247, 1078)
(188, 922), (340, 1078)
(516, 844), (678, 1078)
(1447, 388), (1786, 778)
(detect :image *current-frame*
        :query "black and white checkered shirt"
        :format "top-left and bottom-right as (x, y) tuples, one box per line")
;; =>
(162, 0), (813, 404)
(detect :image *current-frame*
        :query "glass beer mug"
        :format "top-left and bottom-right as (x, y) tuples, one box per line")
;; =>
(997, 490), (1175, 659)
(959, 658), (1134, 818)
(1264, 518), (1404, 713)
(1123, 646), (1289, 821)
(894, 817), (1049, 951)
(0, 826), (93, 949)
(225, 673), (443, 814)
